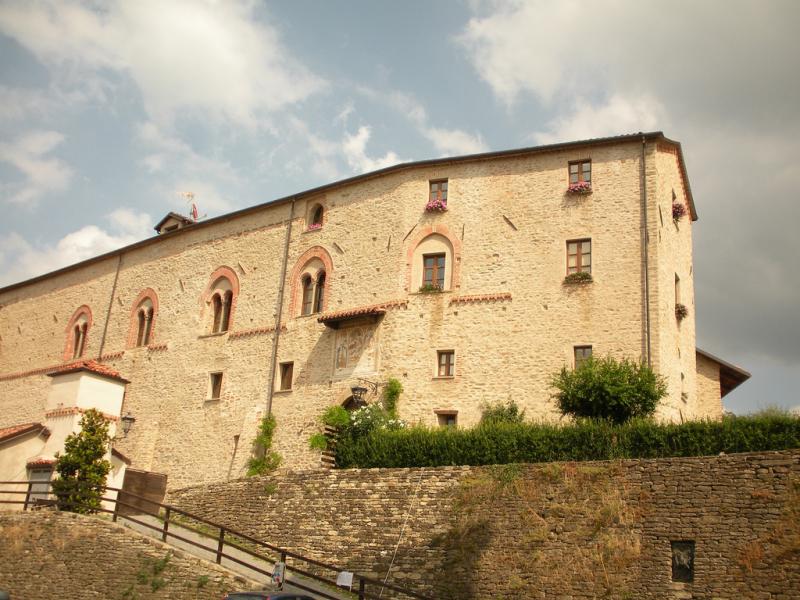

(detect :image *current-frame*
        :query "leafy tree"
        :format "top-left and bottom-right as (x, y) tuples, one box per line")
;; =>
(480, 400), (526, 425)
(551, 356), (667, 424)
(53, 408), (111, 513)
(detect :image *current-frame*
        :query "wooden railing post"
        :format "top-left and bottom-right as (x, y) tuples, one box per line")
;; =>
(358, 577), (366, 600)
(23, 481), (33, 511)
(216, 528), (225, 564)
(162, 506), (171, 542)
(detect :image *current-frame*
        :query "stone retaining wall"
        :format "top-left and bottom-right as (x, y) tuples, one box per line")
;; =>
(168, 450), (800, 599)
(0, 510), (256, 599)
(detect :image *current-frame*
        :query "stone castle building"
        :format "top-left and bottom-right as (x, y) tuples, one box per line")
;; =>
(0, 132), (749, 490)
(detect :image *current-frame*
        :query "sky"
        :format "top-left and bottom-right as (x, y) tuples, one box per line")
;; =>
(0, 0), (798, 415)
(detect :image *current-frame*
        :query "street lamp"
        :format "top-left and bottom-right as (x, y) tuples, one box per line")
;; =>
(349, 386), (368, 409)
(121, 412), (136, 436)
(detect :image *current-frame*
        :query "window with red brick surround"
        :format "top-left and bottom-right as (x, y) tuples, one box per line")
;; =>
(128, 289), (159, 348)
(203, 267), (239, 334)
(63, 305), (92, 360)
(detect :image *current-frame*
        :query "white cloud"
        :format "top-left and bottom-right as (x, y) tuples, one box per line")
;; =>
(0, 130), (73, 205)
(342, 126), (404, 173)
(0, 0), (325, 128)
(0, 209), (152, 286)
(423, 127), (488, 156)
(0, 86), (50, 121)
(532, 94), (666, 144)
(356, 86), (488, 157)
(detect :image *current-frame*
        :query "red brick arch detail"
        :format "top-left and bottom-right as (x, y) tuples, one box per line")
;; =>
(127, 288), (159, 348)
(201, 266), (241, 330)
(63, 305), (93, 360)
(288, 246), (334, 317)
(405, 224), (462, 292)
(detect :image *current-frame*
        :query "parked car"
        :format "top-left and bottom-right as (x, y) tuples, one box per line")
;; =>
(223, 592), (315, 600)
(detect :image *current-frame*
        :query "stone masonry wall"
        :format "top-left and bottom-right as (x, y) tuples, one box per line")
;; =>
(0, 510), (257, 600)
(0, 138), (719, 488)
(168, 450), (800, 599)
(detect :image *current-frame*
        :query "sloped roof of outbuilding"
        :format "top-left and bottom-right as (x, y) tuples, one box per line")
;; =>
(0, 422), (49, 445)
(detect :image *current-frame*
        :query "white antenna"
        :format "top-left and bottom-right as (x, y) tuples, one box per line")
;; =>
(179, 191), (204, 221)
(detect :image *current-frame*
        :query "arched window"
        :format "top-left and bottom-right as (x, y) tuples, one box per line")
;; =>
(410, 233), (455, 291)
(211, 290), (233, 333)
(301, 275), (314, 316)
(64, 305), (92, 360)
(72, 322), (87, 359)
(203, 267), (240, 334)
(289, 246), (334, 317)
(129, 291), (158, 348)
(313, 271), (326, 313)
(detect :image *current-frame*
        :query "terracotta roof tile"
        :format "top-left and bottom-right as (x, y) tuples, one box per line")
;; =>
(47, 359), (129, 383)
(26, 456), (56, 467)
(0, 422), (48, 443)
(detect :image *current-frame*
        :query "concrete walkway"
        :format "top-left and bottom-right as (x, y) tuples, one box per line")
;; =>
(119, 513), (353, 599)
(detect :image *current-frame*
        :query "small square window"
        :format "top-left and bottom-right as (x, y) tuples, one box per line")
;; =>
(574, 346), (592, 369)
(567, 239), (592, 275)
(209, 372), (223, 400)
(569, 160), (591, 184)
(437, 350), (455, 377)
(279, 362), (294, 391)
(436, 411), (458, 427)
(429, 179), (448, 206)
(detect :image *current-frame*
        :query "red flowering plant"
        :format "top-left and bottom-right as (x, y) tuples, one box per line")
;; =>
(567, 181), (592, 194)
(307, 222), (322, 231)
(672, 202), (687, 221)
(425, 198), (447, 212)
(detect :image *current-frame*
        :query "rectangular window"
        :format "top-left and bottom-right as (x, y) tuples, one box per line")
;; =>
(567, 239), (592, 274)
(574, 346), (592, 368)
(423, 253), (446, 289)
(279, 362), (294, 391)
(569, 160), (591, 184)
(436, 411), (458, 427)
(209, 372), (223, 400)
(437, 350), (455, 377)
(429, 179), (448, 205)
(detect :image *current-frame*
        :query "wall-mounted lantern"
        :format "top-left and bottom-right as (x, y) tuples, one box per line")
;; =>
(121, 412), (136, 436)
(349, 386), (368, 409)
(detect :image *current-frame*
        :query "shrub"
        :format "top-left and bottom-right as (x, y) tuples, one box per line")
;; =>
(246, 414), (282, 476)
(309, 433), (329, 451)
(672, 202), (687, 220)
(383, 377), (403, 416)
(334, 413), (800, 469)
(480, 400), (526, 425)
(321, 405), (350, 428)
(675, 303), (688, 321)
(551, 356), (667, 424)
(53, 408), (111, 513)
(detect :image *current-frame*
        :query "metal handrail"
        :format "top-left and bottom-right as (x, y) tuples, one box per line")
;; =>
(0, 480), (434, 600)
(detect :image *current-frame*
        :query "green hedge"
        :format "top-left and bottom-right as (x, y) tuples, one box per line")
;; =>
(335, 413), (800, 468)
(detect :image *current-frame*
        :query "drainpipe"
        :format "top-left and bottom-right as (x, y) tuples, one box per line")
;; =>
(98, 254), (123, 359)
(266, 198), (296, 415)
(641, 136), (652, 367)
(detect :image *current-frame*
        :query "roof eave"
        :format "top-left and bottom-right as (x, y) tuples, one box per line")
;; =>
(0, 131), (670, 294)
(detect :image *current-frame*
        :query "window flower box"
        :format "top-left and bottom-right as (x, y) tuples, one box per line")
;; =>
(425, 198), (448, 212)
(563, 271), (593, 285)
(419, 283), (443, 293)
(675, 303), (688, 322)
(307, 222), (322, 231)
(672, 202), (687, 221)
(567, 181), (592, 195)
